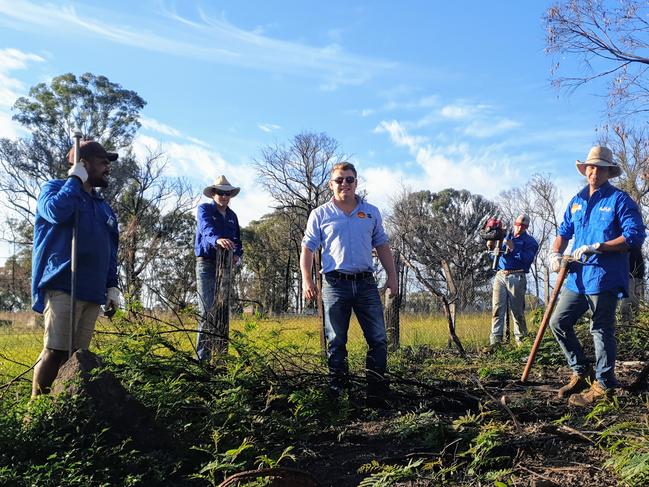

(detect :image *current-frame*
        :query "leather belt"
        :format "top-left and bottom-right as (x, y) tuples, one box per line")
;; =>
(500, 269), (525, 275)
(326, 271), (374, 281)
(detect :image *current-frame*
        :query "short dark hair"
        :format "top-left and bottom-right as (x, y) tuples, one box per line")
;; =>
(331, 162), (357, 177)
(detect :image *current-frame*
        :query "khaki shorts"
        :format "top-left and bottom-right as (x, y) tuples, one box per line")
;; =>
(43, 290), (101, 351)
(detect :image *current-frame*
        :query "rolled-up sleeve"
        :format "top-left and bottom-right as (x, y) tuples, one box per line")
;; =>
(371, 209), (389, 248)
(302, 210), (321, 252)
(618, 194), (646, 248)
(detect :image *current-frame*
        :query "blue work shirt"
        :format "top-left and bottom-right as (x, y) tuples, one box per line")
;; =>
(302, 197), (389, 274)
(497, 232), (538, 272)
(32, 178), (119, 313)
(194, 202), (243, 259)
(558, 181), (645, 295)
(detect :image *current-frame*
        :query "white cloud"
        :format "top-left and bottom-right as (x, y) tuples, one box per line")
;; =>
(140, 116), (183, 137)
(0, 47), (44, 107)
(0, 0), (395, 88)
(258, 123), (281, 133)
(132, 134), (273, 226)
(440, 104), (474, 119)
(374, 120), (428, 151)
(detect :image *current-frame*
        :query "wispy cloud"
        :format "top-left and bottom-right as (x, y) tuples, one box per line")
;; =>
(0, 48), (44, 107)
(0, 0), (395, 89)
(258, 123), (281, 133)
(374, 120), (428, 151)
(140, 117), (182, 138)
(464, 118), (520, 138)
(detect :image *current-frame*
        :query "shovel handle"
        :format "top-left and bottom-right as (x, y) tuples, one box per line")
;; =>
(520, 259), (570, 383)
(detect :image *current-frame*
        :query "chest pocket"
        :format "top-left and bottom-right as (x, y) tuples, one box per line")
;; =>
(597, 207), (617, 240)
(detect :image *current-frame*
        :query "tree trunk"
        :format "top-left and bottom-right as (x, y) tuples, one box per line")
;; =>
(384, 249), (401, 351)
(314, 251), (327, 357)
(207, 248), (233, 361)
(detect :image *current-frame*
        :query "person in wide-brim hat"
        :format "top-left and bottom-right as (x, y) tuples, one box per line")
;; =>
(202, 175), (240, 198)
(575, 145), (622, 178)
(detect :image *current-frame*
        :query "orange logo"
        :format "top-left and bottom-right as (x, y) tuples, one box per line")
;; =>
(571, 203), (582, 214)
(357, 211), (366, 218)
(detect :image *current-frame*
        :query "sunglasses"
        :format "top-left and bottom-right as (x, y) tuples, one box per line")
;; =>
(332, 176), (357, 185)
(215, 190), (233, 197)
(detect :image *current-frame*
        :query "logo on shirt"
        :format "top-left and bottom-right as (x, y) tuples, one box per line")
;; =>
(570, 203), (582, 214)
(599, 206), (612, 213)
(228, 219), (235, 224)
(107, 216), (116, 229)
(357, 211), (366, 218)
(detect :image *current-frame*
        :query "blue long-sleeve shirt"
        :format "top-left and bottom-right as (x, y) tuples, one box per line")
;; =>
(32, 178), (119, 313)
(558, 181), (646, 295)
(302, 198), (389, 274)
(497, 232), (538, 272)
(194, 202), (243, 259)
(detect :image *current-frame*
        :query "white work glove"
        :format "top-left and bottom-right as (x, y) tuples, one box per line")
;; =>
(573, 243), (601, 261)
(105, 287), (121, 309)
(67, 162), (88, 183)
(549, 251), (562, 273)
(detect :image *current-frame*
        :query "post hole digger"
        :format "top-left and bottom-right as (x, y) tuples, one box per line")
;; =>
(520, 250), (601, 384)
(480, 216), (509, 270)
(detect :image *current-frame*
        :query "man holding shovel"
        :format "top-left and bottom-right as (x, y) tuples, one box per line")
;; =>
(31, 140), (120, 396)
(548, 146), (645, 406)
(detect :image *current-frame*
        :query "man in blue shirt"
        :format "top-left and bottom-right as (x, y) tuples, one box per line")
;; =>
(487, 214), (539, 345)
(301, 162), (398, 407)
(548, 146), (645, 406)
(31, 140), (120, 396)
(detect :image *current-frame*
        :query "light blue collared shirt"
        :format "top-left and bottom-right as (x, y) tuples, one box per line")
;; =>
(302, 197), (389, 274)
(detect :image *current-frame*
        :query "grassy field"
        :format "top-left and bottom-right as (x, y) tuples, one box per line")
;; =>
(0, 310), (502, 383)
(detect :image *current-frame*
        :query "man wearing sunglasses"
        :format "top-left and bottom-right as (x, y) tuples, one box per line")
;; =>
(194, 175), (243, 362)
(486, 214), (538, 348)
(300, 162), (398, 408)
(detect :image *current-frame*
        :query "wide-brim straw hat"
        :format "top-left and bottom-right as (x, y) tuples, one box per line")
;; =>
(202, 175), (240, 198)
(576, 146), (622, 178)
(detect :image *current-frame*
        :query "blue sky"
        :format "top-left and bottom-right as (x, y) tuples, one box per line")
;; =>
(0, 0), (610, 242)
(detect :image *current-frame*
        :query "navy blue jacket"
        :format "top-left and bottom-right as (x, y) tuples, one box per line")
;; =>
(194, 202), (243, 259)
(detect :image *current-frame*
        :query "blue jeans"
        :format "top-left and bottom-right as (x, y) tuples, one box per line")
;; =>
(321, 273), (388, 393)
(196, 258), (216, 361)
(549, 288), (619, 389)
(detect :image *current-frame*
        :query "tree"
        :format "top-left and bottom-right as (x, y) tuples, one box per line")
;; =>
(252, 132), (347, 313)
(545, 0), (649, 115)
(497, 174), (561, 303)
(115, 149), (195, 305)
(0, 73), (145, 220)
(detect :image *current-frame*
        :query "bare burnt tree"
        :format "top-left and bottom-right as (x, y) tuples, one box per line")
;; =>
(545, 0), (649, 115)
(252, 132), (346, 313)
(115, 149), (195, 304)
(497, 174), (561, 303)
(598, 123), (649, 210)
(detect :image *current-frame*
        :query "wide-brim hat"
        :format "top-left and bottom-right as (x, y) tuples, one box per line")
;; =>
(576, 146), (621, 178)
(202, 175), (240, 198)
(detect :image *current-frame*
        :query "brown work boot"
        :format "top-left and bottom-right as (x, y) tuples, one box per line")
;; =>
(568, 381), (613, 407)
(557, 374), (590, 399)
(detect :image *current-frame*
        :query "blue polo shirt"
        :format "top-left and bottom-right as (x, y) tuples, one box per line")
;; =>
(302, 198), (389, 274)
(498, 232), (538, 272)
(558, 181), (645, 295)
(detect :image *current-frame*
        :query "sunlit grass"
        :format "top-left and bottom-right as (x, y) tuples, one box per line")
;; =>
(0, 310), (499, 383)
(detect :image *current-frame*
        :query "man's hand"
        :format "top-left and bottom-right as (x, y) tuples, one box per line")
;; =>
(504, 239), (514, 252)
(104, 287), (121, 317)
(385, 275), (398, 299)
(303, 278), (317, 301)
(548, 251), (562, 273)
(573, 243), (600, 261)
(486, 240), (496, 251)
(217, 238), (236, 251)
(68, 162), (88, 183)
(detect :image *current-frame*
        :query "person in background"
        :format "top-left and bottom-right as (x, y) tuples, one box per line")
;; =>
(487, 214), (539, 346)
(194, 175), (242, 362)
